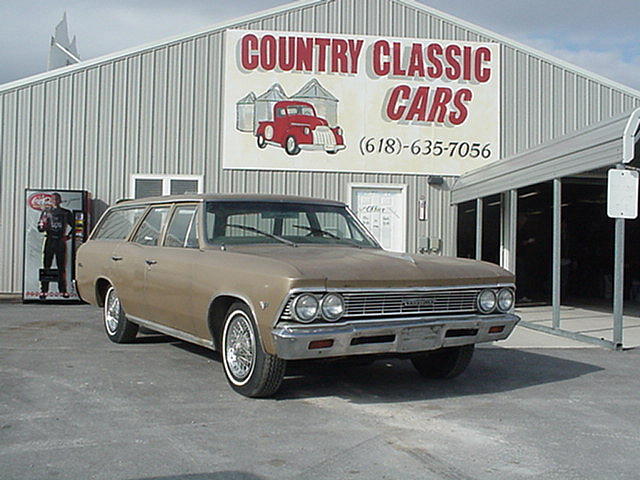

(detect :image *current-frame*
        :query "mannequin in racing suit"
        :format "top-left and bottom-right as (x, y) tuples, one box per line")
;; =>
(38, 193), (74, 299)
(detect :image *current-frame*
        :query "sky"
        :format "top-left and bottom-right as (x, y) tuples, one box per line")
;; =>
(1, 0), (640, 90)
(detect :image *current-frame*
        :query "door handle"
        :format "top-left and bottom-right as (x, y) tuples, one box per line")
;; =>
(145, 259), (157, 265)
(111, 256), (123, 261)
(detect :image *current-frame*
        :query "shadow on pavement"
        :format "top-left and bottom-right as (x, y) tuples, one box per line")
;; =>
(275, 348), (604, 403)
(160, 337), (604, 403)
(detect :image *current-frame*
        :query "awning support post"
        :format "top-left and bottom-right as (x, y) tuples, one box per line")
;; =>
(552, 178), (561, 329)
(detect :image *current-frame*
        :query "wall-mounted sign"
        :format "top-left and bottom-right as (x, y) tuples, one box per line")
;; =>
(222, 29), (500, 176)
(607, 169), (639, 219)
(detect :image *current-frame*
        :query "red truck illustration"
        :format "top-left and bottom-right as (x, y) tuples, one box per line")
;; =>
(255, 101), (345, 155)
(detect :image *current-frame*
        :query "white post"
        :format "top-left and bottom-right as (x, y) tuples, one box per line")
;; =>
(552, 179), (561, 329)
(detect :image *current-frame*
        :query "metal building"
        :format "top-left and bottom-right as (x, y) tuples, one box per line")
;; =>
(1, 0), (640, 300)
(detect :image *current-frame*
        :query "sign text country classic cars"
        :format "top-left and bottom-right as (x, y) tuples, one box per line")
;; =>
(222, 30), (500, 175)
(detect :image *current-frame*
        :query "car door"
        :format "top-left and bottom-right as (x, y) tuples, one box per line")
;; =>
(98, 206), (148, 317)
(143, 203), (201, 334)
(124, 204), (172, 322)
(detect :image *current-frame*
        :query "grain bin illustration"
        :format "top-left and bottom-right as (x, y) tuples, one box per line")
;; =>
(253, 83), (288, 133)
(291, 79), (339, 126)
(235, 92), (256, 132)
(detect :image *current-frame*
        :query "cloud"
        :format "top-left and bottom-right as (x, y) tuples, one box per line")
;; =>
(0, 0), (639, 91)
(519, 36), (640, 90)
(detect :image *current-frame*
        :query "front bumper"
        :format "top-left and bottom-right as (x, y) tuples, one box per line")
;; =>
(272, 313), (520, 360)
(300, 143), (346, 152)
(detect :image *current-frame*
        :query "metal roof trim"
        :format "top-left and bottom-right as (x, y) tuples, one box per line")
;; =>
(1, 0), (640, 99)
(451, 111), (632, 203)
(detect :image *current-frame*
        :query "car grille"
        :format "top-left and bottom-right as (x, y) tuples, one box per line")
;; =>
(279, 289), (480, 321)
(313, 126), (335, 146)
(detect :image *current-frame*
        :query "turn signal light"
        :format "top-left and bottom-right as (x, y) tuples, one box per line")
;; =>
(488, 325), (505, 334)
(308, 339), (334, 350)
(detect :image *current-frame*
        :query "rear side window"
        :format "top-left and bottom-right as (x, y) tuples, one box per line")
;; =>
(132, 206), (170, 246)
(93, 207), (146, 240)
(164, 205), (198, 248)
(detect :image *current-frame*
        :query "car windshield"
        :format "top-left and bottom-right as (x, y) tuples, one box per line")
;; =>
(205, 201), (379, 248)
(286, 105), (314, 116)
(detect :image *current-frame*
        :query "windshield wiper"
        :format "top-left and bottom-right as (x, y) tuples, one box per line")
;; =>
(225, 223), (297, 247)
(293, 224), (340, 239)
(293, 225), (362, 248)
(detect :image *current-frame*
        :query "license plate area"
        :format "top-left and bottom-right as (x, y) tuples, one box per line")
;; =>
(398, 325), (441, 352)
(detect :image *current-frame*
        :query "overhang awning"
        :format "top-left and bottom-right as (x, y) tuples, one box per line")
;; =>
(451, 109), (640, 204)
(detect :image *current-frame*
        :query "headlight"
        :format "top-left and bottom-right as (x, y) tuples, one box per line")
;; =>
(336, 126), (343, 136)
(497, 288), (515, 312)
(293, 294), (319, 323)
(477, 289), (497, 313)
(321, 294), (344, 321)
(303, 127), (311, 135)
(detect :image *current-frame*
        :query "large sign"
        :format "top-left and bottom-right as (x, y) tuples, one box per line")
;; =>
(222, 29), (500, 175)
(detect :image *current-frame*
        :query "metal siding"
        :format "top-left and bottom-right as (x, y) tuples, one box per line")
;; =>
(1, 0), (639, 292)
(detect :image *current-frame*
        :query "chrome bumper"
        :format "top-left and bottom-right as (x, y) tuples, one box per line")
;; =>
(272, 313), (520, 360)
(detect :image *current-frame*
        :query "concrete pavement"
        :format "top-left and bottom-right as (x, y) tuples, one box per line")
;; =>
(1, 303), (639, 479)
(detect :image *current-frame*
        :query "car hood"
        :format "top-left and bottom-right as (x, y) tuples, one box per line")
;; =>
(224, 245), (513, 288)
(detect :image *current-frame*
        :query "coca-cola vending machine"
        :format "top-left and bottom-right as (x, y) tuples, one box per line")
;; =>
(23, 189), (91, 302)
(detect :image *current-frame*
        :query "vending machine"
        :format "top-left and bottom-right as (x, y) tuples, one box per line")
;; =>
(22, 189), (91, 302)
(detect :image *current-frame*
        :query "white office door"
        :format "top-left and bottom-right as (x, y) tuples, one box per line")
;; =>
(351, 185), (406, 252)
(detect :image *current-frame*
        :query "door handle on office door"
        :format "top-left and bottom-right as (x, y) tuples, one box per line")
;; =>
(145, 259), (157, 265)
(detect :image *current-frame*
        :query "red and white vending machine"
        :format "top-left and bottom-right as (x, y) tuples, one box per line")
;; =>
(23, 189), (91, 302)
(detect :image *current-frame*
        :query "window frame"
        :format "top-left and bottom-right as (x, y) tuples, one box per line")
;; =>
(130, 203), (173, 247)
(162, 202), (200, 249)
(90, 206), (148, 241)
(130, 174), (203, 198)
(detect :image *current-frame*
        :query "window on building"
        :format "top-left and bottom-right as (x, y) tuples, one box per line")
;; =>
(131, 175), (202, 199)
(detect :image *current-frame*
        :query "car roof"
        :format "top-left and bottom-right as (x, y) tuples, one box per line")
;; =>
(113, 193), (346, 208)
(274, 100), (314, 108)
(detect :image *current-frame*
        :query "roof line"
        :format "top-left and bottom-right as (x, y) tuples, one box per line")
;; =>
(397, 0), (640, 98)
(2, 0), (639, 99)
(0, 0), (328, 94)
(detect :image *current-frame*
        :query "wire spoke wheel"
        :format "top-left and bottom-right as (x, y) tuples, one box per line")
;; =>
(224, 312), (256, 383)
(104, 288), (121, 335)
(102, 285), (138, 343)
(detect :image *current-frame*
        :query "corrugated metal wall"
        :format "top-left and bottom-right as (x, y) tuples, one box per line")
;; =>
(1, 0), (639, 293)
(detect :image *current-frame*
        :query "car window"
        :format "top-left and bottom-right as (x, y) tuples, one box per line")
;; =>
(276, 108), (287, 117)
(164, 205), (198, 248)
(132, 206), (170, 246)
(287, 105), (314, 116)
(93, 207), (146, 240)
(204, 201), (379, 247)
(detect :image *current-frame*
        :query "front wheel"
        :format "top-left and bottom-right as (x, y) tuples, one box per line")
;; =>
(284, 135), (301, 155)
(411, 345), (474, 379)
(103, 286), (138, 343)
(222, 302), (286, 397)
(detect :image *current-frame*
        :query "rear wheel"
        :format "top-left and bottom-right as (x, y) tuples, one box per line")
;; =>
(411, 345), (474, 379)
(221, 302), (285, 398)
(103, 286), (138, 343)
(256, 134), (267, 149)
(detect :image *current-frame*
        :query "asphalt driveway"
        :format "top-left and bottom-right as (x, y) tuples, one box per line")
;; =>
(1, 303), (638, 480)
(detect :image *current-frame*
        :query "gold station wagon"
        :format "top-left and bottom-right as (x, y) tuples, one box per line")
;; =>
(76, 194), (519, 397)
